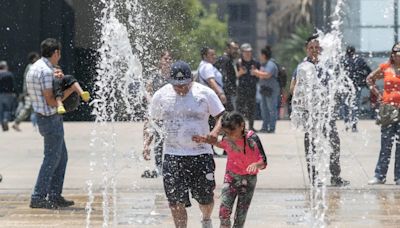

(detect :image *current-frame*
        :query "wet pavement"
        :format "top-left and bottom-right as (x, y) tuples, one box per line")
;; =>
(0, 120), (400, 227)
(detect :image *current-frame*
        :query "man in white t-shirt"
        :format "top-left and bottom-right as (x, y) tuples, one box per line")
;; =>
(150, 60), (225, 228)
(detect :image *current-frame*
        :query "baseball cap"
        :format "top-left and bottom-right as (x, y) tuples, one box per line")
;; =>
(168, 60), (193, 85)
(240, 43), (252, 51)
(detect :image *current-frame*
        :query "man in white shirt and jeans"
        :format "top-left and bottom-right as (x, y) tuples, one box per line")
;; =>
(150, 60), (225, 228)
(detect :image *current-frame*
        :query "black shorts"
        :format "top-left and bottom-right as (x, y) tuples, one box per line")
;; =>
(163, 154), (215, 207)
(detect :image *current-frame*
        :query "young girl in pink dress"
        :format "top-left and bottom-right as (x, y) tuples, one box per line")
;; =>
(192, 111), (267, 228)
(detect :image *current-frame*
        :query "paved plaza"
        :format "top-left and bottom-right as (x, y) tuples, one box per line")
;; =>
(0, 120), (400, 227)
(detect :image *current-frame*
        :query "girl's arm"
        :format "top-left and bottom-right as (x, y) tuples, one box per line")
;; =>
(192, 135), (222, 148)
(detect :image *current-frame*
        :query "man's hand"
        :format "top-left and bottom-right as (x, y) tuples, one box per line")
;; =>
(219, 93), (227, 104)
(250, 65), (258, 77)
(237, 67), (246, 77)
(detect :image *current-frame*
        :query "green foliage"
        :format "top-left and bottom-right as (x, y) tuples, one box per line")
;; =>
(173, 3), (228, 68)
(274, 24), (314, 82)
(121, 0), (228, 70)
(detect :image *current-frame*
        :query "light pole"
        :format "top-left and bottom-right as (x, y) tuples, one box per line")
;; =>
(395, 0), (399, 43)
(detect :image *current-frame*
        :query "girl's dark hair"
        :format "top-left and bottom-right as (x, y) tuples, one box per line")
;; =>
(200, 46), (213, 59)
(221, 111), (245, 131)
(261, 45), (272, 59)
(40, 38), (61, 58)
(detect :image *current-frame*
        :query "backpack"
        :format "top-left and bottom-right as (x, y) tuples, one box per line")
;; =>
(272, 60), (288, 89)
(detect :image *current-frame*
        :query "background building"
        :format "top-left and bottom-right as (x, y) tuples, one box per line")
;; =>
(1, 0), (398, 120)
(0, 0), (98, 120)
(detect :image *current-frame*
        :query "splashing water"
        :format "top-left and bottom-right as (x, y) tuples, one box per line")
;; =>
(86, 0), (146, 227)
(291, 0), (356, 227)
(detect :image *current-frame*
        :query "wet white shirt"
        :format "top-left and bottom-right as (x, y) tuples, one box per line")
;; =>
(150, 82), (225, 156)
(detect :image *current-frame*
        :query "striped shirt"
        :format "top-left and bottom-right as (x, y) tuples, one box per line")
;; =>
(26, 57), (56, 116)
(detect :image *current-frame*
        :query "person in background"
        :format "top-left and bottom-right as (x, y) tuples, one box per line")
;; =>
(150, 61), (225, 228)
(142, 50), (172, 178)
(236, 43), (261, 132)
(0, 61), (17, 131)
(367, 43), (400, 185)
(341, 46), (371, 132)
(26, 38), (76, 209)
(198, 46), (227, 156)
(198, 46), (227, 105)
(12, 52), (40, 131)
(192, 111), (267, 228)
(251, 46), (279, 133)
(291, 35), (350, 187)
(214, 41), (240, 112)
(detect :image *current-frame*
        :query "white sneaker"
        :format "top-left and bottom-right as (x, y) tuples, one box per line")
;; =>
(368, 177), (386, 185)
(201, 219), (213, 228)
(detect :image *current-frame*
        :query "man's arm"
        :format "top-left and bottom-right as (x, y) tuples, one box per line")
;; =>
(206, 78), (227, 104)
(209, 111), (224, 138)
(42, 89), (58, 107)
(252, 61), (275, 79)
(42, 86), (75, 107)
(289, 78), (297, 95)
(252, 68), (272, 79)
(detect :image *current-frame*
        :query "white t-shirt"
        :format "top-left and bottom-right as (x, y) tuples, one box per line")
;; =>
(198, 60), (223, 89)
(290, 61), (327, 132)
(150, 82), (225, 156)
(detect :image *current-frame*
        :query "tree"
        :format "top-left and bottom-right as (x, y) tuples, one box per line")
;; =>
(103, 0), (226, 81)
(121, 0), (227, 70)
(176, 3), (228, 67)
(274, 24), (314, 82)
(266, 0), (313, 43)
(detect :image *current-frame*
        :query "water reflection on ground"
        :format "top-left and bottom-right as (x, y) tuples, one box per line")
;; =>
(1, 188), (399, 227)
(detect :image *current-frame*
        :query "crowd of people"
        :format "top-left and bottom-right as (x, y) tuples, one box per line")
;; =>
(2, 34), (400, 228)
(142, 36), (400, 228)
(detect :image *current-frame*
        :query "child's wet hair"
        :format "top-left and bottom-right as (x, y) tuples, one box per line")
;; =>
(221, 111), (245, 130)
